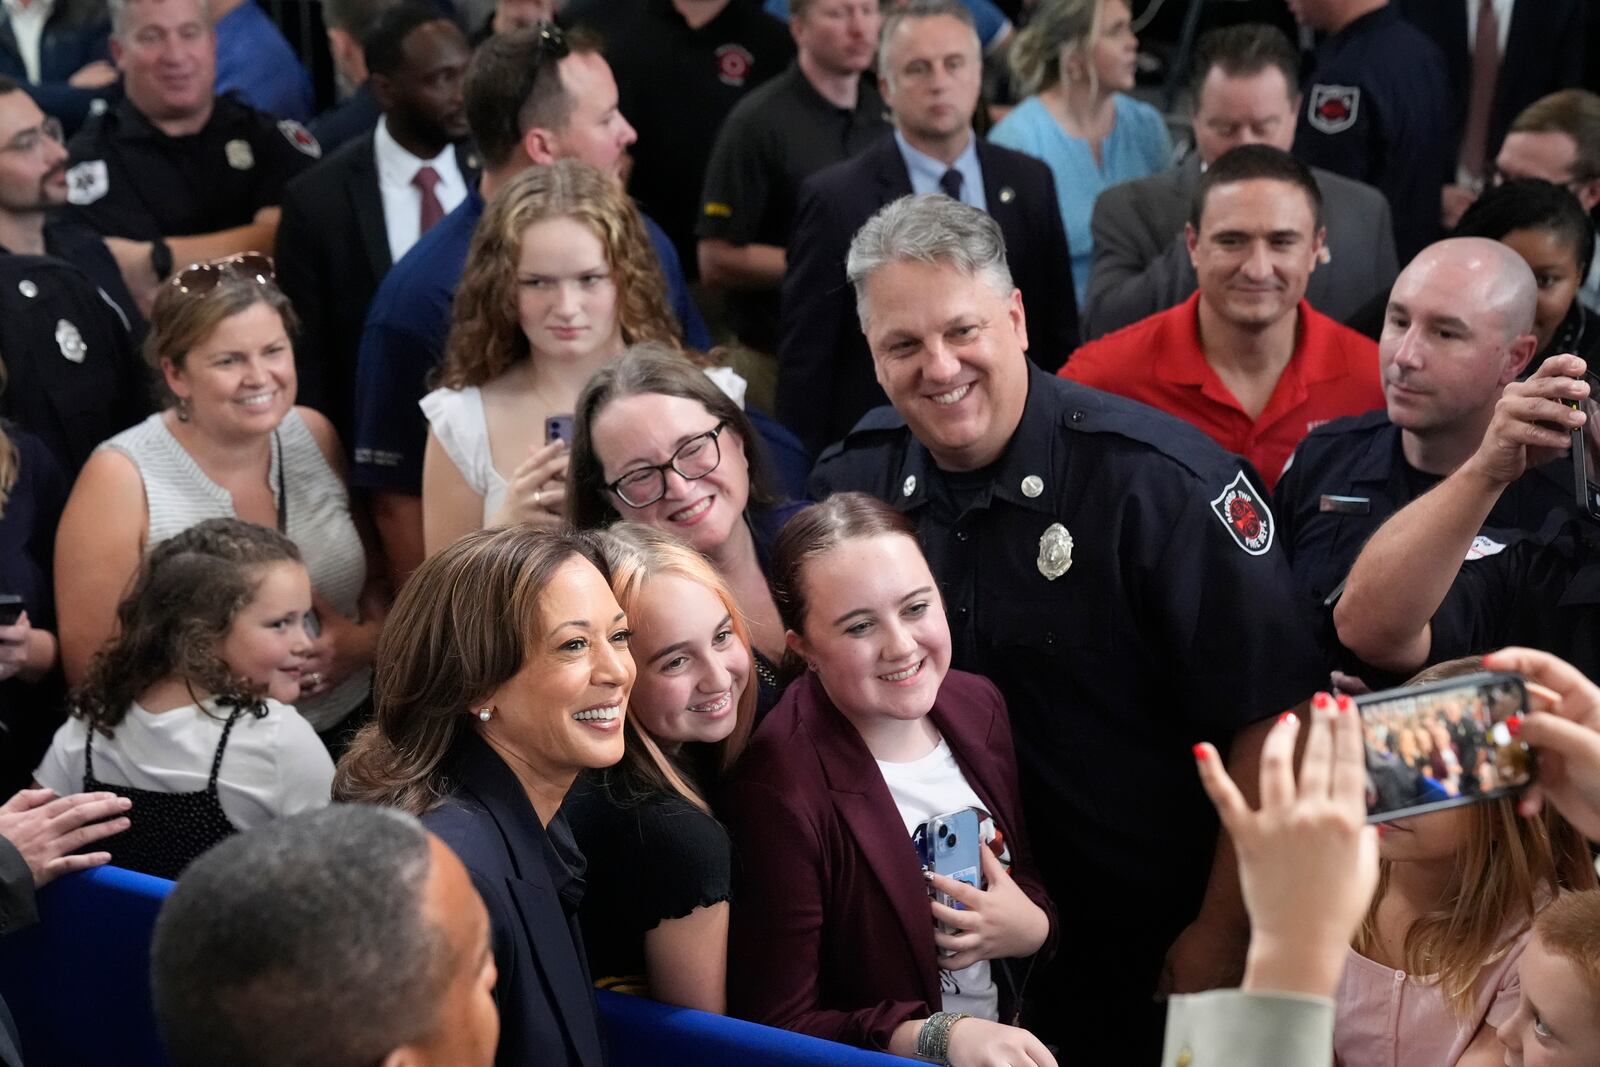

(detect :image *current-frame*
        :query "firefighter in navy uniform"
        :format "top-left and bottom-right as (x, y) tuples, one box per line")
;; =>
(1337, 353), (1600, 683)
(59, 0), (317, 293)
(1276, 411), (1572, 621)
(63, 92), (317, 243)
(809, 194), (1325, 1065)
(0, 253), (149, 471)
(1289, 0), (1451, 262)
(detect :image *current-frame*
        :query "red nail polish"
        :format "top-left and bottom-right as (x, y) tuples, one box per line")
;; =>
(1192, 743), (1209, 761)
(1506, 715), (1522, 737)
(1278, 711), (1297, 726)
(1313, 692), (1334, 712)
(1337, 694), (1356, 715)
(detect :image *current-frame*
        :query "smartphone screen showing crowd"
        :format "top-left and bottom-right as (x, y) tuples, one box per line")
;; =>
(1356, 672), (1533, 823)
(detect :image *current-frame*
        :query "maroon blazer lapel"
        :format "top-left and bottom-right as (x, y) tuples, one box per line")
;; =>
(797, 672), (943, 1008)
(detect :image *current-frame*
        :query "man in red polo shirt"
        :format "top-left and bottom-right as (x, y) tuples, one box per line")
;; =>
(1062, 144), (1383, 489)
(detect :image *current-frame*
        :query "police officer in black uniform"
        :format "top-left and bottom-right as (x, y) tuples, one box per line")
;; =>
(60, 0), (318, 288)
(1336, 354), (1599, 682)
(809, 195), (1325, 1063)
(0, 253), (149, 470)
(1289, 0), (1451, 262)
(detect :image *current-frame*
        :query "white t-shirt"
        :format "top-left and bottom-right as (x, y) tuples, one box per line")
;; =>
(877, 737), (1000, 1022)
(34, 698), (334, 830)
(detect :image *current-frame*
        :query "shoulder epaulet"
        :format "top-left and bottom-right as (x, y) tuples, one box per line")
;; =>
(1052, 379), (1240, 483)
(1302, 409), (1391, 441)
(813, 404), (907, 468)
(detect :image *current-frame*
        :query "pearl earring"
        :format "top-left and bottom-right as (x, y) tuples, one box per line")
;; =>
(476, 707), (493, 722)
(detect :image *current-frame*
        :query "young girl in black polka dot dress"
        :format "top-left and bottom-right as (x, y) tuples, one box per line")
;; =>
(33, 518), (335, 880)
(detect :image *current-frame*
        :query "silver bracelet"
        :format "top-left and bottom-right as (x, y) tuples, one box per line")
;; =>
(916, 1011), (972, 1064)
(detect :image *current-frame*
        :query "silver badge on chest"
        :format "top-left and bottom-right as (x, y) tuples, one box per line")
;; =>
(56, 318), (86, 363)
(225, 138), (255, 170)
(1037, 522), (1073, 580)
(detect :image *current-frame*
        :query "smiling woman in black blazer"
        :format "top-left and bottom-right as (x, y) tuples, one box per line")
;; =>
(334, 525), (636, 1067)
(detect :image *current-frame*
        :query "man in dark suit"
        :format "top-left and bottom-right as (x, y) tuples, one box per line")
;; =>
(1086, 24), (1397, 338)
(777, 0), (1074, 455)
(151, 805), (500, 1067)
(275, 1), (475, 445)
(1398, 0), (1586, 228)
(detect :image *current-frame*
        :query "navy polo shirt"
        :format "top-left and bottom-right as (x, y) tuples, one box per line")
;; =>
(564, 0), (794, 268)
(811, 364), (1325, 1058)
(1275, 410), (1575, 616)
(350, 189), (712, 493)
(1291, 5), (1450, 262)
(1430, 511), (1600, 683)
(697, 64), (889, 350)
(62, 93), (318, 240)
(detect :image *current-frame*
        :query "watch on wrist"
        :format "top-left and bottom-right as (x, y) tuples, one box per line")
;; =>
(150, 237), (173, 282)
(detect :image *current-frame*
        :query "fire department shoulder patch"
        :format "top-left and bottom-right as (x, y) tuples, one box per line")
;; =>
(1210, 471), (1274, 556)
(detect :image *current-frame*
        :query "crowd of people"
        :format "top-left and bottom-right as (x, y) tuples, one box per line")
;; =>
(0, 0), (1598, 1065)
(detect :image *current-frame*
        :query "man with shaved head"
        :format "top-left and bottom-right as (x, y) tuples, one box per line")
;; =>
(1335, 346), (1598, 681)
(1275, 237), (1575, 644)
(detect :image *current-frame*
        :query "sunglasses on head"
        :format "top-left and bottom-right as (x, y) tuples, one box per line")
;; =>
(169, 253), (276, 296)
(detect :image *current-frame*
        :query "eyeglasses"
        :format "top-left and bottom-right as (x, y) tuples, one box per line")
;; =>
(169, 253), (276, 295)
(606, 421), (729, 508)
(0, 116), (63, 155)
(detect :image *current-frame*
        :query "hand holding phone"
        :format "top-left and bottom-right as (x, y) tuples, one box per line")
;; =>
(0, 594), (23, 628)
(927, 845), (1050, 971)
(1486, 647), (1600, 841)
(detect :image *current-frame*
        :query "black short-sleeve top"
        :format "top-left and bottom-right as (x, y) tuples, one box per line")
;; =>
(563, 771), (732, 992)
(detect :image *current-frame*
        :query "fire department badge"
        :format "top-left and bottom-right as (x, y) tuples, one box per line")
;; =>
(714, 43), (754, 87)
(225, 138), (254, 170)
(1308, 84), (1359, 135)
(1210, 472), (1274, 556)
(55, 318), (86, 364)
(278, 119), (322, 159)
(65, 160), (108, 205)
(1037, 523), (1073, 580)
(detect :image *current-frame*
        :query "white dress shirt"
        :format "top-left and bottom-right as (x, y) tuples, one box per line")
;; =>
(372, 115), (468, 264)
(2, 0), (55, 84)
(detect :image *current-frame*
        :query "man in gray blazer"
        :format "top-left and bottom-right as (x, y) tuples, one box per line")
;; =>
(1086, 24), (1397, 340)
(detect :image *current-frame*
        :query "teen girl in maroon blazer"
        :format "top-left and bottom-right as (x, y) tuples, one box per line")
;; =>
(723, 493), (1057, 1066)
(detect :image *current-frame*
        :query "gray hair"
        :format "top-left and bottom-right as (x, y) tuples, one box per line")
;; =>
(110, 0), (210, 38)
(846, 193), (1016, 328)
(151, 805), (451, 1067)
(878, 0), (978, 90)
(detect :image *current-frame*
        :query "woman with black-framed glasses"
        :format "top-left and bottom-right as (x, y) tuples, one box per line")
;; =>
(54, 253), (389, 755)
(570, 343), (808, 718)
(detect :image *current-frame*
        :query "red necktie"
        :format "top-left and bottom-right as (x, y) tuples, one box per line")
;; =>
(1459, 0), (1500, 181)
(413, 165), (444, 235)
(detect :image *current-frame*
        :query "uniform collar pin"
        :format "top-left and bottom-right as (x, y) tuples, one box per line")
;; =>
(17, 279), (36, 298)
(999, 186), (1015, 203)
(902, 475), (917, 497)
(1021, 475), (1043, 498)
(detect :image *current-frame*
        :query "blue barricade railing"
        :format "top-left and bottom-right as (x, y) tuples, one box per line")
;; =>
(0, 866), (915, 1067)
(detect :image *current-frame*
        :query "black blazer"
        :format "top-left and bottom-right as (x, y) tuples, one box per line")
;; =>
(273, 131), (479, 446)
(420, 731), (606, 1067)
(777, 134), (1078, 455)
(1399, 0), (1585, 172)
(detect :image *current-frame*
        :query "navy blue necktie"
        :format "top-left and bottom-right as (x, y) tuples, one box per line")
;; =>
(939, 167), (964, 202)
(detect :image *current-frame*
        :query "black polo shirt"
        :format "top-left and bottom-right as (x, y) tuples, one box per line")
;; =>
(564, 0), (793, 271)
(810, 365), (1325, 1059)
(1430, 510), (1599, 683)
(697, 63), (889, 351)
(1291, 5), (1450, 262)
(1275, 410), (1574, 619)
(61, 93), (320, 240)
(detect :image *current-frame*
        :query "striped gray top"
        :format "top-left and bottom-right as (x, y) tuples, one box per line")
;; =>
(101, 410), (371, 731)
